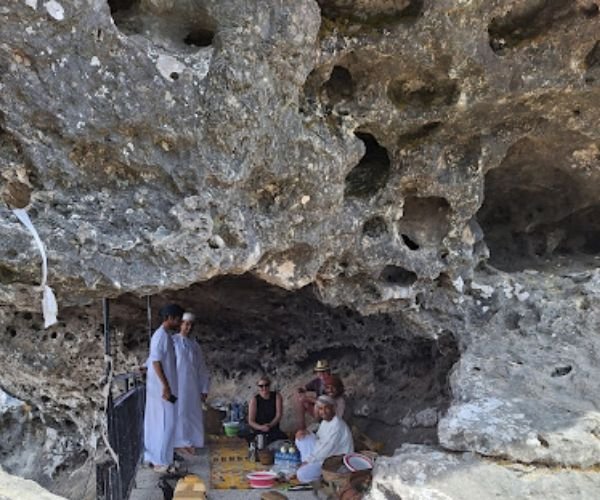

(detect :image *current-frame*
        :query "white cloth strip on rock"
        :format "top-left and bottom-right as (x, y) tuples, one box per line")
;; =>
(12, 208), (58, 328)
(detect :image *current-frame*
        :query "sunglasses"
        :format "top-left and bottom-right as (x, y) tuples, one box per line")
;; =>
(257, 383), (270, 388)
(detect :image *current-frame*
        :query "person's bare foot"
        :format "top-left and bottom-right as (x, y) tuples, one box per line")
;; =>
(185, 447), (196, 455)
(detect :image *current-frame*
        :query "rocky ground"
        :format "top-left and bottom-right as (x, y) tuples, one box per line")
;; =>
(1, 0), (599, 498)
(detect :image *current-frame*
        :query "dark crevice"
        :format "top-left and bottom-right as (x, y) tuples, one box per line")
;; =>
(107, 1), (217, 52)
(184, 28), (215, 48)
(478, 138), (598, 271)
(551, 365), (572, 377)
(488, 0), (575, 54)
(401, 233), (420, 250)
(585, 41), (600, 69)
(580, 2), (599, 17)
(323, 65), (354, 106)
(344, 132), (391, 199)
(380, 265), (417, 286)
(107, 0), (136, 15)
(317, 0), (424, 26)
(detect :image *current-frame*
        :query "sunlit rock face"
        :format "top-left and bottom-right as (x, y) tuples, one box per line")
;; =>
(1, 0), (600, 498)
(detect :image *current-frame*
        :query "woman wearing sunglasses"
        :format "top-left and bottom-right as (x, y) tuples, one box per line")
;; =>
(247, 376), (287, 445)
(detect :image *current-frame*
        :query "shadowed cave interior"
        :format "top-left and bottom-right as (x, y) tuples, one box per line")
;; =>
(478, 137), (600, 272)
(109, 274), (459, 452)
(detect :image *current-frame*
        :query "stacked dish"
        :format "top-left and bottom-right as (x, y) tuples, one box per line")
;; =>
(343, 452), (374, 471)
(246, 471), (277, 488)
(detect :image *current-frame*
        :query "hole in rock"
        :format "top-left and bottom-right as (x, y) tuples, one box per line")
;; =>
(107, 0), (217, 52)
(401, 233), (420, 250)
(0, 264), (20, 284)
(478, 138), (598, 272)
(488, 0), (574, 54)
(184, 28), (215, 47)
(108, 274), (458, 451)
(323, 65), (354, 106)
(363, 216), (388, 238)
(107, 0), (136, 15)
(379, 265), (418, 286)
(317, 0), (423, 25)
(551, 365), (572, 377)
(344, 132), (391, 199)
(581, 2), (599, 17)
(397, 196), (451, 249)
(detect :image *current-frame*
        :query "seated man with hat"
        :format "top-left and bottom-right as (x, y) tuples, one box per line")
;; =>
(294, 395), (354, 483)
(295, 359), (331, 430)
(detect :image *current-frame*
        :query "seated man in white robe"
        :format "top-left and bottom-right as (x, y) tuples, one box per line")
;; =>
(173, 312), (210, 454)
(294, 395), (354, 483)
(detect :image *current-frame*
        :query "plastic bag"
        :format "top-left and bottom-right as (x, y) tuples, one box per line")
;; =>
(12, 208), (58, 328)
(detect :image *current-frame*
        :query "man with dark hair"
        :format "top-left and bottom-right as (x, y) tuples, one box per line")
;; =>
(144, 303), (184, 473)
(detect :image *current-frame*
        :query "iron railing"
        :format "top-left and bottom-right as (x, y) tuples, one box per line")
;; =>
(96, 372), (145, 500)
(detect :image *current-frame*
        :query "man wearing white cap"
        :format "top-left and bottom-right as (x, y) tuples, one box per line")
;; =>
(294, 395), (354, 483)
(173, 312), (211, 454)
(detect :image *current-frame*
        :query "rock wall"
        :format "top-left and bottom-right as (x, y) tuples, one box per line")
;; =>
(0, 0), (599, 498)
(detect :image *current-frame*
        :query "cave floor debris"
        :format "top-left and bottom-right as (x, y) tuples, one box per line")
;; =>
(129, 447), (313, 500)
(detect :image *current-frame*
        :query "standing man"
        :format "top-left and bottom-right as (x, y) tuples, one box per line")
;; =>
(144, 303), (184, 473)
(173, 312), (210, 454)
(294, 395), (354, 483)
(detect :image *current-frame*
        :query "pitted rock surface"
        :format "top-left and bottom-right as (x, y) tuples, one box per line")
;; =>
(1, 0), (600, 498)
(368, 444), (600, 500)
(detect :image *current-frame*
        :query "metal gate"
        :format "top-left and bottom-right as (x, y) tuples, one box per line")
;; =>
(96, 374), (146, 500)
(96, 297), (151, 500)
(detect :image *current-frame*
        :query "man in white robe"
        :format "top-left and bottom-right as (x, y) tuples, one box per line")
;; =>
(173, 312), (210, 453)
(294, 395), (354, 483)
(143, 303), (183, 472)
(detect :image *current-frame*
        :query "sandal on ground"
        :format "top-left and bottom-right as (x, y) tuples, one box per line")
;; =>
(152, 464), (180, 474)
(176, 447), (196, 457)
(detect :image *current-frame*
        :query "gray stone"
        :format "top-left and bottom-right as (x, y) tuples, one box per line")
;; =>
(438, 269), (600, 467)
(1, 0), (600, 498)
(368, 444), (600, 500)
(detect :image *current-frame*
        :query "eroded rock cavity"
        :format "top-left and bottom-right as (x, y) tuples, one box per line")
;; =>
(1, 0), (600, 498)
(111, 274), (459, 447)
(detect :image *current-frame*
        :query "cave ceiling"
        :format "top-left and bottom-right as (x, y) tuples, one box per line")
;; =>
(1, 1), (600, 496)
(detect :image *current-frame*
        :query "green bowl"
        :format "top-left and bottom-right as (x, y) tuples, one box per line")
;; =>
(223, 422), (239, 437)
